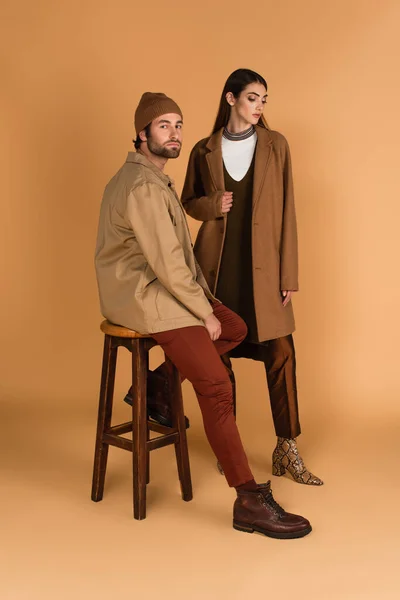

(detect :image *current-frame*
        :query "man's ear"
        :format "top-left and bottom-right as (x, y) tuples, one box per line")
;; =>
(139, 129), (147, 142)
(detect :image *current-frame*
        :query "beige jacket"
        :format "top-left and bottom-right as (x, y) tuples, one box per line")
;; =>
(95, 152), (214, 334)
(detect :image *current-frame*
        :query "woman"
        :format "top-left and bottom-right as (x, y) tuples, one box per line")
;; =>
(181, 68), (323, 486)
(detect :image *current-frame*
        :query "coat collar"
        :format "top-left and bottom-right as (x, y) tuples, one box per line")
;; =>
(126, 151), (174, 188)
(204, 125), (273, 209)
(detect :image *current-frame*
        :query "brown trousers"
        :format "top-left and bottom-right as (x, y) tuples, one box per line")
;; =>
(152, 302), (254, 488)
(263, 335), (301, 438)
(228, 335), (301, 439)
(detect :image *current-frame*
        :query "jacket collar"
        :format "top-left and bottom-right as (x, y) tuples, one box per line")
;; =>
(126, 151), (174, 187)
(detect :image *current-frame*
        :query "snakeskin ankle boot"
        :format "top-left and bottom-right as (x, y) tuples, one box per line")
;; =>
(272, 437), (323, 486)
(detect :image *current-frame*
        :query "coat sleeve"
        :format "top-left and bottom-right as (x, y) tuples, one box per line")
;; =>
(194, 256), (217, 301)
(181, 145), (224, 221)
(280, 139), (299, 291)
(125, 182), (213, 321)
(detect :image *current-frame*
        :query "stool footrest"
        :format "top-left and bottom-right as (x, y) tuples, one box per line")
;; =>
(107, 421), (174, 436)
(108, 422), (133, 436)
(147, 432), (179, 451)
(102, 431), (179, 453)
(147, 422), (174, 435)
(103, 433), (132, 452)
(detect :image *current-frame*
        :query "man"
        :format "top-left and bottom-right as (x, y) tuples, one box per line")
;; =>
(95, 91), (312, 538)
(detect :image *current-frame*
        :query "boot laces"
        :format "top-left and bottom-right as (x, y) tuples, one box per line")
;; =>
(262, 491), (286, 517)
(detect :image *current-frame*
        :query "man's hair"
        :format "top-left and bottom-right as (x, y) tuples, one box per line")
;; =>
(134, 123), (151, 149)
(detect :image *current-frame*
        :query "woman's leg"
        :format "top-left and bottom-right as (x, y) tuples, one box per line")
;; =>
(264, 336), (323, 486)
(263, 335), (301, 439)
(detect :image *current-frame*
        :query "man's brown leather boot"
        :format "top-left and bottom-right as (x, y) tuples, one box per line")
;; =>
(123, 371), (190, 429)
(233, 481), (312, 539)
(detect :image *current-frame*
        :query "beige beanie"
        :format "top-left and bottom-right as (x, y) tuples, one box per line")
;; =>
(134, 92), (183, 136)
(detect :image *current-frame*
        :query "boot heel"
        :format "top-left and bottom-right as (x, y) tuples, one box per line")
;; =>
(233, 521), (254, 534)
(272, 458), (286, 477)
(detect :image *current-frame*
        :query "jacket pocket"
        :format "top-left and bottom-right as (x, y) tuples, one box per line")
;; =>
(155, 287), (187, 321)
(141, 263), (157, 288)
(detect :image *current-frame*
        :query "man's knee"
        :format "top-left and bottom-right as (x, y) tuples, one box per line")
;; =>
(233, 314), (248, 344)
(195, 376), (234, 419)
(195, 371), (231, 397)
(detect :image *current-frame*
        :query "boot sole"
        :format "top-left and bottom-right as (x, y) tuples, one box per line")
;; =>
(123, 395), (190, 429)
(273, 466), (324, 486)
(233, 521), (312, 539)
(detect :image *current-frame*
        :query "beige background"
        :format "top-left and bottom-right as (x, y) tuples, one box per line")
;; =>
(1, 1), (399, 598)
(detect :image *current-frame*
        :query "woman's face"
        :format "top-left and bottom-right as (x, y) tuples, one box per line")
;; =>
(227, 82), (268, 127)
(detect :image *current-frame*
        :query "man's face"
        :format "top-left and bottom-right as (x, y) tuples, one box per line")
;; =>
(144, 113), (183, 158)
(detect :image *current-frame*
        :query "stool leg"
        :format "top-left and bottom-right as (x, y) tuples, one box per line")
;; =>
(91, 335), (117, 502)
(132, 339), (148, 519)
(146, 427), (150, 485)
(144, 350), (150, 486)
(168, 358), (193, 502)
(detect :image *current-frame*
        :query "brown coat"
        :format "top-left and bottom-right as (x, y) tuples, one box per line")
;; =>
(181, 125), (298, 341)
(95, 152), (214, 335)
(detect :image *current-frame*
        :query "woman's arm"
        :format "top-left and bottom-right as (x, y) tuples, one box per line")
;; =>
(181, 144), (224, 222)
(280, 138), (299, 292)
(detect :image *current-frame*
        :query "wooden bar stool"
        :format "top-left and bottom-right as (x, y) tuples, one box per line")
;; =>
(91, 320), (193, 520)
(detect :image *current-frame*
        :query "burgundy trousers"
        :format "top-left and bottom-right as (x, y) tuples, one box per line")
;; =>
(152, 302), (254, 488)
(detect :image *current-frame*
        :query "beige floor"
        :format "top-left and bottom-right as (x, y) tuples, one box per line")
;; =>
(1, 363), (399, 600)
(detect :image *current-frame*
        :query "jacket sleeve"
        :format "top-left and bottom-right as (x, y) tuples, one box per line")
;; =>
(280, 139), (299, 291)
(181, 145), (224, 221)
(125, 182), (213, 321)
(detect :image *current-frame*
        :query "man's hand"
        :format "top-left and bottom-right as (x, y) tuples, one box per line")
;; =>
(281, 290), (295, 307)
(204, 313), (222, 341)
(221, 192), (233, 214)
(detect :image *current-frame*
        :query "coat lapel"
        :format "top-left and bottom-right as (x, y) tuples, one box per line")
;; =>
(252, 126), (273, 209)
(205, 126), (273, 205)
(205, 129), (225, 191)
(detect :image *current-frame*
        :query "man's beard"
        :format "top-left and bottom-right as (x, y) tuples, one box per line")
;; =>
(147, 137), (181, 159)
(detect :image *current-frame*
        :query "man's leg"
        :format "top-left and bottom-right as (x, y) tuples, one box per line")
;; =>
(152, 318), (312, 538)
(152, 309), (252, 487)
(152, 301), (247, 379)
(124, 302), (247, 428)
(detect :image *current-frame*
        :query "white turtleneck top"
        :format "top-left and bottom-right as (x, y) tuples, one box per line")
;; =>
(221, 130), (257, 182)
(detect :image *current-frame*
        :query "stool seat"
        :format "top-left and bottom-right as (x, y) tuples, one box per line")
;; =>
(100, 320), (149, 339)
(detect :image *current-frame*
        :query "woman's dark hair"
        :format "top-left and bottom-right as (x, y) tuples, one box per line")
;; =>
(134, 123), (151, 149)
(211, 68), (269, 134)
